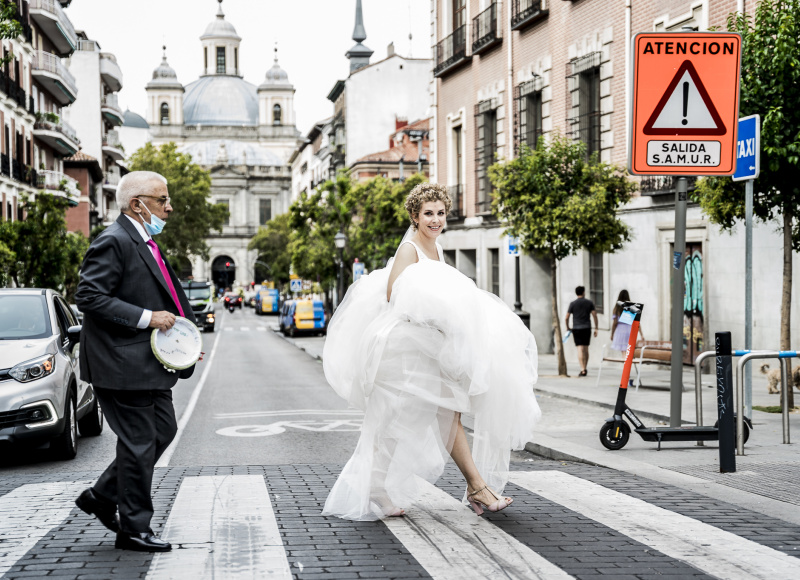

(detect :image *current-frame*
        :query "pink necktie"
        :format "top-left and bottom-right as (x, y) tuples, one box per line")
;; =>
(147, 240), (185, 317)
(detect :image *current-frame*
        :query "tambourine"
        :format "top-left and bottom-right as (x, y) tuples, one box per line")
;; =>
(151, 317), (203, 373)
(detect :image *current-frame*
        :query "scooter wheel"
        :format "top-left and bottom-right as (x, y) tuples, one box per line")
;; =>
(714, 416), (751, 445)
(599, 421), (630, 450)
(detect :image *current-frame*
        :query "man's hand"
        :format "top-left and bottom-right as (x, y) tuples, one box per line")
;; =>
(149, 311), (176, 332)
(594, 329), (598, 337)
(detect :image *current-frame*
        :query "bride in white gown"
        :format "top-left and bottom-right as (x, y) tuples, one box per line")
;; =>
(322, 183), (540, 521)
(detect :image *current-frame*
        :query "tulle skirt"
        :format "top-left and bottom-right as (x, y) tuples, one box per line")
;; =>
(322, 259), (540, 520)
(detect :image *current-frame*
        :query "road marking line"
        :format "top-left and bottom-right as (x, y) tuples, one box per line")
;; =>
(256, 327), (266, 332)
(224, 327), (233, 331)
(384, 479), (574, 580)
(146, 475), (291, 579)
(0, 481), (91, 576)
(511, 471), (800, 580)
(214, 409), (363, 419)
(240, 326), (250, 331)
(156, 330), (222, 468)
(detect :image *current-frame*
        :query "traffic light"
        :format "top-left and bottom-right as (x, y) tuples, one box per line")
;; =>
(225, 262), (231, 269)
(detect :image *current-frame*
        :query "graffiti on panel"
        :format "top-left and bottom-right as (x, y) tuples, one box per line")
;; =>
(683, 245), (704, 364)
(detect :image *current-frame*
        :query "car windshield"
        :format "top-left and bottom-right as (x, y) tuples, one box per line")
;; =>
(0, 295), (51, 340)
(186, 287), (211, 300)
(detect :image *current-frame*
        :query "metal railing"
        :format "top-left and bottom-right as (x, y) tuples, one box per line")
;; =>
(472, 2), (499, 53)
(37, 169), (79, 199)
(28, 0), (78, 48)
(34, 118), (81, 145)
(32, 50), (78, 96)
(640, 175), (697, 196)
(434, 25), (467, 76)
(511, 0), (546, 30)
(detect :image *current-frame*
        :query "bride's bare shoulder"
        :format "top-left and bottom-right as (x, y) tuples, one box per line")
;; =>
(395, 242), (418, 262)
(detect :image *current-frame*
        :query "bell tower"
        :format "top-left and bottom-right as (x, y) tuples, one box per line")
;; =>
(258, 46), (295, 128)
(201, 0), (242, 77)
(146, 46), (184, 126)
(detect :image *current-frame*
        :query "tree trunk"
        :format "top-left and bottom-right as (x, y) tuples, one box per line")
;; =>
(780, 207), (794, 408)
(550, 252), (568, 376)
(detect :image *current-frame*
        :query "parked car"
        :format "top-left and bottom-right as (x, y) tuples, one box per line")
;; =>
(181, 280), (215, 332)
(279, 299), (326, 337)
(254, 288), (280, 315)
(244, 289), (256, 307)
(0, 288), (103, 460)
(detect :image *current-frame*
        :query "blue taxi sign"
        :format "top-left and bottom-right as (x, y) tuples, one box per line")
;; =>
(732, 114), (760, 182)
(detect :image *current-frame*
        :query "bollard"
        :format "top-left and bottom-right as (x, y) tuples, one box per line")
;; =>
(715, 332), (736, 472)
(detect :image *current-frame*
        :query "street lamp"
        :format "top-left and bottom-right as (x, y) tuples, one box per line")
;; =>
(334, 230), (346, 310)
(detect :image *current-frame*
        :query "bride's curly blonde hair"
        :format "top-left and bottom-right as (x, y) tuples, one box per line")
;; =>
(405, 183), (452, 230)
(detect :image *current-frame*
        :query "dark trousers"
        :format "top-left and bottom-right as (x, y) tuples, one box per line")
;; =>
(92, 388), (177, 533)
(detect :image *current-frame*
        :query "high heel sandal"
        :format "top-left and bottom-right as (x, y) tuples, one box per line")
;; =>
(467, 486), (513, 516)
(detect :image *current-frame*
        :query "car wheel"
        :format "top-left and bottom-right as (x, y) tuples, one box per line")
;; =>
(53, 392), (78, 460)
(78, 394), (104, 437)
(289, 325), (296, 338)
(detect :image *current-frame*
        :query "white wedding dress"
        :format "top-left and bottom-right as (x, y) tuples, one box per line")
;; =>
(322, 239), (540, 521)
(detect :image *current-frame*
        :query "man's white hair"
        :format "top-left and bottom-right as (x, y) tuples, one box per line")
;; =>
(116, 171), (168, 211)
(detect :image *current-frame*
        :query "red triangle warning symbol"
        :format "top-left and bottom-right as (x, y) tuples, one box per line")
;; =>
(643, 60), (726, 136)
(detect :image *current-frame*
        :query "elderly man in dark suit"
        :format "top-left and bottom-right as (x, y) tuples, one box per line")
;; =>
(74, 171), (196, 552)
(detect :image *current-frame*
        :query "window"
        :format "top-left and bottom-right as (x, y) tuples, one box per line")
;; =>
(453, 125), (463, 184)
(489, 249), (500, 296)
(567, 52), (602, 158)
(443, 249), (456, 268)
(160, 102), (170, 125)
(234, 48), (238, 74)
(218, 199), (229, 225)
(216, 47), (226, 74)
(204, 47), (208, 72)
(273, 104), (282, 125)
(474, 100), (497, 213)
(259, 199), (272, 225)
(516, 77), (543, 153)
(589, 252), (604, 313)
(452, 0), (466, 30)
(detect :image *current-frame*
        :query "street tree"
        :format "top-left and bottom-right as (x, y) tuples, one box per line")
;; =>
(0, 2), (22, 66)
(128, 142), (228, 268)
(490, 134), (636, 375)
(693, 1), (800, 406)
(248, 213), (292, 290)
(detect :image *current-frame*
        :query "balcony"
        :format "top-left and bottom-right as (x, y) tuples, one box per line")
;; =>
(101, 93), (124, 126)
(34, 116), (81, 156)
(29, 0), (78, 57)
(448, 185), (465, 219)
(640, 175), (697, 197)
(103, 164), (121, 192)
(434, 25), (469, 77)
(99, 53), (123, 92)
(32, 51), (78, 105)
(472, 2), (501, 55)
(102, 130), (125, 161)
(511, 0), (548, 32)
(38, 170), (80, 206)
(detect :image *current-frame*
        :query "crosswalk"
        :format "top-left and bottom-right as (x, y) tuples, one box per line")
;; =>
(223, 326), (268, 332)
(2, 470), (799, 579)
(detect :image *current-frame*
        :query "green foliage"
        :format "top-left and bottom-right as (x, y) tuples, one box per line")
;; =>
(0, 221), (16, 287)
(248, 213), (293, 289)
(0, 193), (85, 294)
(89, 224), (107, 242)
(128, 142), (228, 266)
(0, 2), (22, 66)
(490, 135), (636, 260)
(693, 1), (800, 248)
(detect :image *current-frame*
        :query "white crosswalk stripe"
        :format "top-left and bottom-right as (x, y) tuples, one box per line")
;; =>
(146, 475), (291, 579)
(239, 326), (250, 331)
(510, 471), (800, 580)
(384, 478), (574, 580)
(256, 327), (267, 332)
(0, 481), (91, 576)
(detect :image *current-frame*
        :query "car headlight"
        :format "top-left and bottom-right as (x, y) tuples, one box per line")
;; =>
(9, 354), (56, 383)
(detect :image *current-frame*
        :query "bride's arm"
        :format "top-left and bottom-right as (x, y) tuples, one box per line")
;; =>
(387, 244), (418, 301)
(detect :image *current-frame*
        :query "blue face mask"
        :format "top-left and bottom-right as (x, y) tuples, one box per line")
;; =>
(136, 199), (166, 236)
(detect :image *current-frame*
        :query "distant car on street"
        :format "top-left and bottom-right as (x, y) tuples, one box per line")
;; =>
(181, 280), (215, 332)
(223, 292), (243, 310)
(254, 288), (280, 315)
(0, 288), (103, 460)
(279, 299), (326, 337)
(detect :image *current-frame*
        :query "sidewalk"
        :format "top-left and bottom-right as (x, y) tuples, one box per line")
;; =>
(277, 329), (800, 526)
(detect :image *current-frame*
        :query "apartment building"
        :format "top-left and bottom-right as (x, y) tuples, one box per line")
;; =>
(290, 117), (333, 202)
(64, 30), (124, 233)
(349, 117), (430, 183)
(430, 1), (797, 363)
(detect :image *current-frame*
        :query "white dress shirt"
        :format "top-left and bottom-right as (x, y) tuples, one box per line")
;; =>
(123, 214), (157, 329)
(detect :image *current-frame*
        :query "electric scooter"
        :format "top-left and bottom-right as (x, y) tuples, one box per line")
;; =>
(599, 301), (752, 451)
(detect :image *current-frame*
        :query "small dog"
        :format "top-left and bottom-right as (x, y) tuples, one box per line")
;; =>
(760, 363), (800, 394)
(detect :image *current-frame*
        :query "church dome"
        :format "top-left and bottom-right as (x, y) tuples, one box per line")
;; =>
(180, 139), (284, 166)
(147, 48), (182, 89)
(201, 0), (241, 41)
(123, 109), (149, 129)
(183, 76), (258, 126)
(259, 48), (293, 90)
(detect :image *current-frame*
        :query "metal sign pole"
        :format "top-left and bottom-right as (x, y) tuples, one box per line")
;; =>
(670, 177), (688, 427)
(744, 179), (753, 417)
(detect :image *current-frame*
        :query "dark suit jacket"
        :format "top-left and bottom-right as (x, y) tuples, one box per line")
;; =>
(75, 214), (197, 390)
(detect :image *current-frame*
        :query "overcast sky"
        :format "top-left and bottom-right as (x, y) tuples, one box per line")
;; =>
(66, 0), (431, 134)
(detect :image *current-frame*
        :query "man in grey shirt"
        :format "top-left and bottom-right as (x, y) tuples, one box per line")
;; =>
(565, 286), (598, 376)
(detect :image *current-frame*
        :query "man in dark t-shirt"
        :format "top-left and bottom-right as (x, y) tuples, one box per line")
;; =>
(565, 286), (598, 376)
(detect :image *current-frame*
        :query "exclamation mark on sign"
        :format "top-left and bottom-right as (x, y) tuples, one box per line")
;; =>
(681, 81), (689, 126)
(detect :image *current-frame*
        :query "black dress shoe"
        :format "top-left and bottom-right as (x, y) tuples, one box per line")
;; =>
(115, 530), (172, 552)
(75, 488), (119, 533)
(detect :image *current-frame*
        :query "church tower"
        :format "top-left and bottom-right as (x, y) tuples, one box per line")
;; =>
(258, 46), (295, 128)
(201, 0), (242, 77)
(145, 46), (184, 126)
(346, 0), (373, 74)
